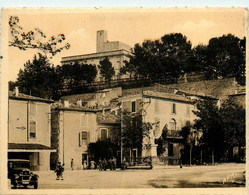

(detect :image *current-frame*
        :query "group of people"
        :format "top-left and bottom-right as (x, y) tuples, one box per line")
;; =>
(98, 156), (117, 171)
(55, 156), (117, 179)
(54, 161), (64, 180)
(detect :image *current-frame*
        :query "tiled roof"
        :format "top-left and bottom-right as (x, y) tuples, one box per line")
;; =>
(122, 78), (242, 99)
(97, 112), (121, 124)
(9, 91), (54, 103)
(8, 143), (54, 150)
(52, 102), (103, 112)
(61, 93), (95, 103)
(143, 91), (196, 103)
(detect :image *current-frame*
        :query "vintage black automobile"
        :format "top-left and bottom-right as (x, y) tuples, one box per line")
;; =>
(8, 159), (39, 189)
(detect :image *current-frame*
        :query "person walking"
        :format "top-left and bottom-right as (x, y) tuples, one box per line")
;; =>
(55, 162), (64, 180)
(71, 159), (74, 171)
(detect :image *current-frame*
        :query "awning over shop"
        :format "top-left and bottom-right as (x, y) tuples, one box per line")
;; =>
(8, 143), (56, 152)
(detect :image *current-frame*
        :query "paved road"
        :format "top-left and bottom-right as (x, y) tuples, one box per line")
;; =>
(32, 163), (245, 189)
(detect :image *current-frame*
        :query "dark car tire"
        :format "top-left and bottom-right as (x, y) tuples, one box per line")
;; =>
(34, 183), (38, 189)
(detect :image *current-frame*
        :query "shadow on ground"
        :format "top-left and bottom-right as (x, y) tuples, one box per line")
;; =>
(148, 171), (245, 188)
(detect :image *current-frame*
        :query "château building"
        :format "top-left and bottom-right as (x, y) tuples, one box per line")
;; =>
(61, 30), (132, 82)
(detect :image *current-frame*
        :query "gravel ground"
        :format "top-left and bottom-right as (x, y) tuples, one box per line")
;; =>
(10, 163), (245, 189)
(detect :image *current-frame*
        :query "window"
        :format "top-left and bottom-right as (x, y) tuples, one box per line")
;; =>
(80, 114), (88, 127)
(131, 101), (136, 113)
(30, 120), (36, 138)
(172, 103), (176, 114)
(79, 131), (88, 146)
(100, 128), (108, 140)
(30, 102), (36, 119)
(154, 100), (159, 114)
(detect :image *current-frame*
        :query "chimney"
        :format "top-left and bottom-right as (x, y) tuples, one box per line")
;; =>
(64, 100), (69, 108)
(15, 86), (19, 97)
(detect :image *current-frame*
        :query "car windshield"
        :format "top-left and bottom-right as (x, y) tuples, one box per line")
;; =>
(12, 162), (30, 169)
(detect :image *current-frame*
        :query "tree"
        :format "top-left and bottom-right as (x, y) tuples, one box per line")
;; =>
(119, 59), (138, 80)
(98, 57), (115, 85)
(189, 45), (209, 76)
(206, 34), (245, 83)
(16, 53), (63, 99)
(219, 98), (245, 161)
(193, 100), (224, 164)
(180, 122), (202, 165)
(88, 140), (119, 164)
(9, 16), (70, 57)
(58, 61), (97, 94)
(126, 33), (192, 82)
(121, 111), (151, 158)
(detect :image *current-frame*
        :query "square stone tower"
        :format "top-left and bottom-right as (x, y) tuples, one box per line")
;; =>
(96, 30), (108, 53)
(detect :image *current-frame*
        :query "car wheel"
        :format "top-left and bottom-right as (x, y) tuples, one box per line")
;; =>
(34, 183), (38, 189)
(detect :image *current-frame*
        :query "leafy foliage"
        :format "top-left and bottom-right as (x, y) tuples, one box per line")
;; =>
(121, 111), (151, 153)
(58, 61), (97, 94)
(120, 33), (193, 82)
(193, 99), (245, 162)
(16, 53), (63, 99)
(98, 57), (115, 84)
(88, 140), (119, 162)
(219, 98), (245, 148)
(9, 16), (70, 57)
(206, 34), (245, 82)
(121, 33), (245, 85)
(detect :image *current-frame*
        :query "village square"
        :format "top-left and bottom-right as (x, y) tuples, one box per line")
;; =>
(1, 8), (246, 191)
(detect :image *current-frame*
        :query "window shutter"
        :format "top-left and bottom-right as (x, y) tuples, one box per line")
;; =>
(136, 99), (142, 112)
(123, 101), (131, 112)
(79, 132), (82, 146)
(87, 132), (90, 144)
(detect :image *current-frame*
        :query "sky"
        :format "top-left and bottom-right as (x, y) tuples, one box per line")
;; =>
(2, 8), (248, 81)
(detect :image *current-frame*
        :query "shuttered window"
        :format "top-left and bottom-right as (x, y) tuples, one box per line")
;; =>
(79, 131), (89, 146)
(30, 120), (36, 138)
(131, 101), (136, 112)
(80, 113), (88, 127)
(154, 100), (159, 114)
(172, 103), (176, 114)
(100, 129), (108, 140)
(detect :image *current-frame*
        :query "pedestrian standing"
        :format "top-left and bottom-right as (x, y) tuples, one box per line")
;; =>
(102, 158), (107, 171)
(83, 160), (87, 169)
(71, 159), (74, 171)
(112, 156), (117, 171)
(108, 158), (113, 170)
(98, 158), (102, 171)
(90, 160), (95, 169)
(61, 163), (65, 180)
